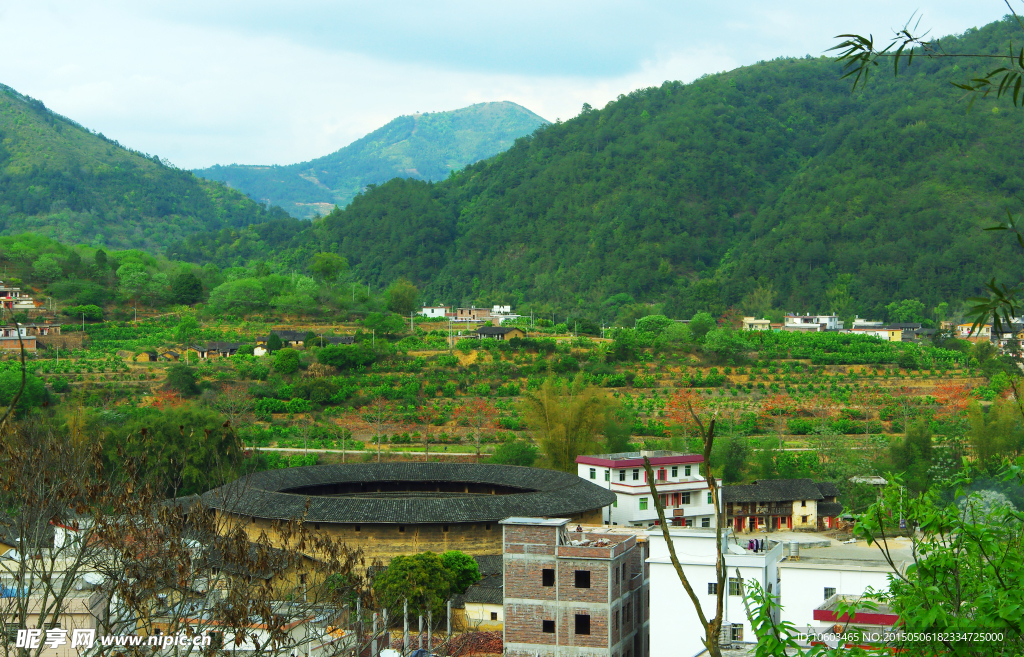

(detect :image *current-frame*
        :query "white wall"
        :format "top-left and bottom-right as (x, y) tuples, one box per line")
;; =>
(778, 563), (893, 629)
(577, 463), (718, 527)
(646, 531), (782, 657)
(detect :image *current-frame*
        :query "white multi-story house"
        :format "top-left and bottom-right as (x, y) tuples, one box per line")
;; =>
(646, 531), (906, 656)
(575, 451), (720, 528)
(783, 314), (844, 332)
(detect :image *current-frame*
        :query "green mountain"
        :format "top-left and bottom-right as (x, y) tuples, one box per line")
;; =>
(192, 101), (549, 219)
(172, 17), (1024, 322)
(0, 84), (290, 251)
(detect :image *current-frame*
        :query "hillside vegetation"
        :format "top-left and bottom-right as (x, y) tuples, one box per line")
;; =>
(0, 84), (290, 250)
(193, 101), (549, 219)
(173, 18), (1024, 323)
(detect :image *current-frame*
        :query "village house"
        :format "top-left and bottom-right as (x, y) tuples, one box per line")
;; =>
(255, 330), (307, 348)
(475, 326), (527, 341)
(783, 314), (844, 332)
(723, 479), (843, 533)
(741, 317), (771, 331)
(197, 341), (242, 359)
(451, 307), (493, 322)
(419, 306), (448, 318)
(0, 280), (38, 311)
(501, 517), (650, 657)
(957, 322), (992, 341)
(576, 451), (720, 528)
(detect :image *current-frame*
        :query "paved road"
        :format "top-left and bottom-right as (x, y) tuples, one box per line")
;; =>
(247, 446), (478, 456)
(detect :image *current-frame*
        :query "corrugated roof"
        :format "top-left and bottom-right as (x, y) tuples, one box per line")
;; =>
(198, 463), (616, 524)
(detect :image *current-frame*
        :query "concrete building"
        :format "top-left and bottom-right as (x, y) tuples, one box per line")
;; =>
(647, 528), (781, 655)
(501, 517), (649, 657)
(419, 306), (448, 319)
(741, 317), (771, 331)
(783, 315), (844, 332)
(575, 451), (719, 528)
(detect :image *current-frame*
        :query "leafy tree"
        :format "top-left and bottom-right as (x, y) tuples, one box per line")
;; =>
(701, 328), (745, 362)
(164, 364), (199, 396)
(170, 271), (204, 304)
(440, 550), (482, 595)
(364, 312), (405, 336)
(635, 314), (673, 334)
(886, 298), (926, 323)
(31, 254), (63, 282)
(207, 278), (269, 313)
(715, 436), (748, 483)
(603, 407), (635, 453)
(0, 370), (46, 413)
(689, 312), (716, 341)
(373, 552), (452, 616)
(890, 419), (934, 492)
(274, 348), (301, 375)
(309, 252), (348, 283)
(967, 399), (1024, 472)
(385, 277), (419, 315)
(66, 304), (103, 321)
(521, 376), (610, 472)
(489, 441), (539, 467)
(94, 248), (109, 270)
(266, 332), (284, 353)
(116, 262), (150, 301)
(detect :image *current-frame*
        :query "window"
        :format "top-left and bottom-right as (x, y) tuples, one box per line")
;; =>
(707, 582), (718, 595)
(701, 517), (710, 528)
(314, 523), (320, 530)
(728, 578), (742, 596)
(589, 467), (596, 479)
(575, 570), (591, 588)
(801, 500), (807, 507)
(614, 609), (620, 630)
(684, 465), (691, 476)
(485, 523), (492, 530)
(399, 525), (406, 533)
(680, 492), (691, 505)
(622, 564), (628, 581)
(443, 525), (449, 532)
(824, 587), (836, 600)
(490, 612), (498, 621)
(619, 470), (626, 482)
(801, 515), (808, 523)
(639, 497), (648, 510)
(657, 468), (667, 481)
(605, 470), (610, 481)
(354, 525), (360, 532)
(542, 569), (555, 587)
(614, 568), (619, 586)
(671, 466), (678, 477)
(707, 492), (713, 504)
(632, 469), (639, 481)
(542, 620), (555, 634)
(731, 624), (744, 641)
(575, 614), (591, 635)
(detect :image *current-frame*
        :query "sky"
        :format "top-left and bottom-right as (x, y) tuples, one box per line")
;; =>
(0, 1), (1010, 169)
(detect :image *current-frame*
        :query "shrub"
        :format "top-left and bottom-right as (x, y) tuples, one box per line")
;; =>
(489, 441), (539, 466)
(165, 364), (199, 396)
(274, 348), (301, 374)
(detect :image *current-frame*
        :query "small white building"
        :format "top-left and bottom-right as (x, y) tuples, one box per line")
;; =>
(647, 528), (782, 655)
(742, 317), (771, 331)
(576, 451), (720, 528)
(419, 306), (447, 319)
(783, 315), (844, 332)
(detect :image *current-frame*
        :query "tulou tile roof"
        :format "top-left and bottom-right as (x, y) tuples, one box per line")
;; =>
(199, 463), (616, 524)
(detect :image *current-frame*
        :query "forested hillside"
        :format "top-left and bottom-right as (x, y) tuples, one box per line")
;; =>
(0, 84), (290, 250)
(193, 102), (549, 219)
(174, 17), (1024, 321)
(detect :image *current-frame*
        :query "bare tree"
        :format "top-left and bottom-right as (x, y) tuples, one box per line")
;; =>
(643, 401), (729, 657)
(363, 396), (395, 462)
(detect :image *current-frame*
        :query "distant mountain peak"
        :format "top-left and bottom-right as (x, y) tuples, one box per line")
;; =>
(193, 101), (548, 219)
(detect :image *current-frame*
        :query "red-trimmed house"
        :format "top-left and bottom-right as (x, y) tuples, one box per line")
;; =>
(575, 451), (721, 528)
(723, 479), (843, 533)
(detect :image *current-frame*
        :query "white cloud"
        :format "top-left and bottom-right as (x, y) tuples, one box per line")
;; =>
(0, 0), (1008, 169)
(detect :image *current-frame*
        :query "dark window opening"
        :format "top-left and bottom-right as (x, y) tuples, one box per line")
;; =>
(442, 525), (449, 532)
(490, 612), (498, 621)
(575, 614), (591, 635)
(542, 569), (555, 586)
(314, 524), (320, 530)
(542, 620), (555, 634)
(485, 523), (491, 530)
(399, 525), (405, 533)
(708, 582), (718, 595)
(575, 570), (591, 588)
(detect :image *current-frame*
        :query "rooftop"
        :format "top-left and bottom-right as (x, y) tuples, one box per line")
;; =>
(199, 464), (616, 524)
(576, 450), (703, 466)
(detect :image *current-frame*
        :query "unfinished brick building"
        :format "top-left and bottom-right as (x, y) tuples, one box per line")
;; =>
(502, 517), (649, 657)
